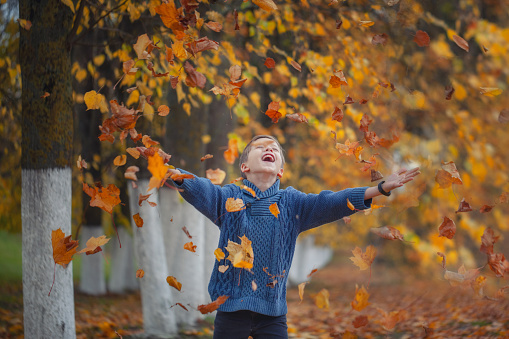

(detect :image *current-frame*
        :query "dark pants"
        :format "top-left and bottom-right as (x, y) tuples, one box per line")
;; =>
(213, 310), (288, 339)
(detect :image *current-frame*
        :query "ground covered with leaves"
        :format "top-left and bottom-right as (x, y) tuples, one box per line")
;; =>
(1, 252), (507, 338)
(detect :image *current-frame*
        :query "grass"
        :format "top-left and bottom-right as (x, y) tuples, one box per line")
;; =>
(0, 230), (23, 284)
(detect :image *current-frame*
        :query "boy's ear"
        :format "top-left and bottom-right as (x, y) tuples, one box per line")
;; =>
(240, 163), (249, 174)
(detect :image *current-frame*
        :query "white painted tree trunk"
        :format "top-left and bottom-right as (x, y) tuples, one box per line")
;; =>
(203, 218), (220, 297)
(160, 187), (207, 327)
(79, 225), (107, 295)
(108, 226), (138, 293)
(288, 235), (333, 285)
(22, 169), (76, 339)
(128, 180), (177, 336)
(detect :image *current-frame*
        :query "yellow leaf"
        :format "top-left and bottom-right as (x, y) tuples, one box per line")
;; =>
(479, 87), (503, 97)
(347, 198), (355, 211)
(93, 55), (105, 66)
(315, 288), (330, 309)
(113, 155), (127, 166)
(298, 282), (307, 302)
(133, 34), (152, 60)
(350, 245), (377, 271)
(225, 235), (254, 270)
(225, 198), (246, 212)
(84, 90), (105, 110)
(214, 248), (225, 261)
(183, 103), (191, 116)
(269, 203), (280, 218)
(252, 0), (278, 12)
(166, 276), (182, 291)
(351, 285), (370, 311)
(241, 185), (256, 197)
(60, 0), (75, 13)
(359, 20), (374, 27)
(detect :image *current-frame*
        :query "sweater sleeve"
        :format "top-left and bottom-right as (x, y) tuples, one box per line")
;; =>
(292, 187), (372, 233)
(172, 169), (227, 227)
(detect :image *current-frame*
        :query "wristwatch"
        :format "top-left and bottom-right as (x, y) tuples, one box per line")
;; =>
(377, 180), (391, 196)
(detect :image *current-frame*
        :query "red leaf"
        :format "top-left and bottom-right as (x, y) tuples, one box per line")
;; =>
(455, 198), (472, 213)
(264, 57), (276, 69)
(414, 30), (430, 47)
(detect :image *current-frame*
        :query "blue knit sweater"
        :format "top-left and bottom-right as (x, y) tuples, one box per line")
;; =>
(175, 170), (372, 316)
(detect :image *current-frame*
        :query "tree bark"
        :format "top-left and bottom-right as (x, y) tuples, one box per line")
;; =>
(288, 235), (333, 286)
(108, 226), (138, 294)
(20, 0), (76, 337)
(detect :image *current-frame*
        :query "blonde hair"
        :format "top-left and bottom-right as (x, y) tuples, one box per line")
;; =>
(239, 135), (285, 179)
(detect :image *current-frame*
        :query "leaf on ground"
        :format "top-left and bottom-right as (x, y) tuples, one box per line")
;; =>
(52, 228), (79, 267)
(166, 276), (182, 291)
(197, 295), (229, 314)
(352, 315), (369, 328)
(350, 245), (377, 270)
(78, 235), (110, 255)
(377, 308), (404, 331)
(438, 216), (456, 239)
(351, 285), (370, 311)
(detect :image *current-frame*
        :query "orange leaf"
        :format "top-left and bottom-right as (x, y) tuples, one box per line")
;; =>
(346, 198), (355, 211)
(225, 235), (254, 270)
(138, 193), (156, 207)
(154, 1), (184, 33)
(83, 183), (121, 214)
(205, 21), (223, 32)
(214, 248), (225, 261)
(126, 147), (140, 159)
(133, 34), (154, 60)
(206, 168), (226, 185)
(438, 216), (456, 239)
(331, 107), (343, 122)
(201, 154), (213, 161)
(182, 226), (192, 239)
(241, 185), (256, 197)
(136, 269), (144, 278)
(350, 245), (377, 271)
(166, 276), (182, 291)
(285, 113), (308, 123)
(377, 308), (403, 331)
(52, 228), (79, 267)
(184, 241), (197, 253)
(372, 33), (388, 46)
(252, 0), (278, 11)
(351, 285), (370, 311)
(133, 213), (144, 228)
(125, 166), (140, 181)
(265, 101), (282, 123)
(113, 155), (126, 166)
(197, 295), (229, 314)
(298, 282), (307, 302)
(41, 92), (50, 98)
(225, 198), (246, 212)
(224, 138), (239, 165)
(269, 203), (280, 218)
(78, 235), (110, 255)
(359, 20), (375, 27)
(157, 105), (170, 116)
(435, 161), (463, 188)
(370, 226), (404, 241)
(147, 152), (169, 191)
(18, 19), (32, 30)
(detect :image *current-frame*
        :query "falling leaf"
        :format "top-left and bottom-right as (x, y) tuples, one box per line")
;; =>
(133, 213), (144, 228)
(252, 0), (278, 11)
(372, 33), (388, 46)
(224, 138), (239, 165)
(479, 204), (494, 213)
(252, 281), (257, 291)
(438, 216), (456, 239)
(445, 85), (455, 100)
(343, 95), (355, 105)
(155, 1), (184, 33)
(126, 148), (140, 159)
(125, 166), (139, 181)
(444, 265), (481, 286)
(479, 87), (502, 97)
(52, 228), (79, 266)
(225, 198), (246, 212)
(290, 60), (301, 72)
(452, 34), (469, 52)
(201, 154), (213, 161)
(206, 168), (226, 185)
(84, 90), (105, 110)
(286, 113), (308, 123)
(138, 193), (156, 207)
(359, 20), (375, 27)
(133, 34), (155, 60)
(480, 227), (499, 255)
(336, 19), (343, 29)
(77, 155), (88, 170)
(298, 282), (307, 302)
(329, 70), (348, 88)
(352, 315), (369, 328)
(265, 101), (282, 123)
(41, 92), (50, 98)
(435, 161), (462, 188)
(113, 155), (127, 166)
(18, 19), (32, 30)
(170, 75), (179, 89)
(182, 226), (192, 239)
(351, 285), (370, 311)
(214, 248), (225, 261)
(123, 60), (138, 75)
(370, 226), (404, 241)
(147, 152), (170, 192)
(488, 253), (509, 277)
(264, 57), (276, 68)
(269, 203), (280, 218)
(315, 288), (330, 309)
(157, 105), (170, 116)
(184, 61), (206, 89)
(472, 275), (486, 297)
(499, 109), (509, 123)
(136, 269), (144, 278)
(437, 252), (446, 269)
(241, 185), (256, 197)
(414, 30), (430, 46)
(499, 192), (508, 204)
(331, 107), (344, 122)
(83, 183), (121, 214)
(170, 303), (188, 311)
(455, 198), (472, 213)
(307, 268), (318, 278)
(166, 276), (182, 291)
(78, 235), (110, 255)
(197, 295), (229, 314)
(184, 241), (197, 253)
(377, 308), (403, 331)
(370, 169), (383, 181)
(205, 21), (223, 32)
(350, 245), (377, 271)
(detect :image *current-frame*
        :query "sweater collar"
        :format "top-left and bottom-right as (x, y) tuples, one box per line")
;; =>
(242, 178), (280, 199)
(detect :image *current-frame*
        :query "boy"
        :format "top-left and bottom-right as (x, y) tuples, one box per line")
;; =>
(169, 135), (420, 338)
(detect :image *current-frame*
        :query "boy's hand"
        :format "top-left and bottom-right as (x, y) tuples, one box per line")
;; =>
(168, 168), (183, 185)
(382, 167), (420, 192)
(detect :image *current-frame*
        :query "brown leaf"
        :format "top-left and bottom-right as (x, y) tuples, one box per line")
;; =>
(290, 60), (301, 72)
(331, 107), (343, 122)
(133, 213), (144, 228)
(234, 9), (240, 30)
(445, 85), (455, 100)
(78, 235), (110, 255)
(479, 205), (494, 213)
(201, 154), (213, 162)
(184, 61), (206, 89)
(438, 216), (456, 239)
(455, 198), (472, 213)
(372, 33), (388, 46)
(286, 113), (308, 123)
(350, 245), (377, 270)
(197, 295), (229, 314)
(125, 166), (140, 181)
(182, 226), (192, 239)
(205, 21), (223, 32)
(330, 70), (348, 88)
(370, 169), (383, 182)
(265, 101), (282, 123)
(343, 95), (355, 105)
(170, 303), (188, 311)
(488, 253), (509, 277)
(452, 34), (469, 52)
(499, 109), (509, 123)
(480, 227), (499, 255)
(264, 57), (276, 69)
(170, 75), (179, 89)
(52, 229), (79, 266)
(370, 226), (404, 241)
(166, 276), (182, 291)
(437, 252), (446, 269)
(414, 30), (430, 46)
(435, 161), (463, 188)
(185, 37), (219, 55)
(352, 315), (369, 328)
(336, 19), (343, 29)
(136, 269), (144, 278)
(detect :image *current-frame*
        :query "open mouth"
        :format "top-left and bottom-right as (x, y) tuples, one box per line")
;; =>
(262, 154), (275, 163)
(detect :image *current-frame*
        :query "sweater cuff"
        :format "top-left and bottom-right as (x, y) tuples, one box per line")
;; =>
(172, 168), (195, 189)
(349, 187), (372, 210)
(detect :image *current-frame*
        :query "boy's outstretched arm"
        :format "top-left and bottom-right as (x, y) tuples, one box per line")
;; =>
(364, 167), (421, 200)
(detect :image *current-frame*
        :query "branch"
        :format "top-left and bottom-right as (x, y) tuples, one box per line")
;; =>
(67, 0), (85, 49)
(71, 0), (129, 45)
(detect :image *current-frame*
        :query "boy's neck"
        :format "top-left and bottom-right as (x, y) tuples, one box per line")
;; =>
(245, 173), (278, 192)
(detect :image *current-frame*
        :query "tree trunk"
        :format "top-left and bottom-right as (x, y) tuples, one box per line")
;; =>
(288, 235), (333, 286)
(79, 225), (107, 295)
(108, 226), (138, 294)
(20, 0), (75, 337)
(128, 179), (177, 336)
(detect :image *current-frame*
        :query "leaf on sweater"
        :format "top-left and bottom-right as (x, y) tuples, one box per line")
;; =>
(136, 269), (144, 278)
(225, 198), (246, 212)
(133, 213), (143, 228)
(197, 295), (229, 314)
(214, 248), (225, 261)
(184, 241), (197, 253)
(78, 235), (110, 255)
(166, 276), (182, 291)
(269, 203), (280, 218)
(225, 235), (254, 270)
(438, 216), (456, 239)
(241, 185), (256, 197)
(351, 285), (370, 311)
(218, 265), (229, 273)
(314, 288), (329, 309)
(347, 198), (355, 211)
(350, 245), (377, 271)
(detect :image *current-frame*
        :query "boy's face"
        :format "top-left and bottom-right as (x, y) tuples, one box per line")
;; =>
(241, 138), (284, 179)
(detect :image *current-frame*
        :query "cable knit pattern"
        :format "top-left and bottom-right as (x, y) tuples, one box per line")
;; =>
(174, 169), (372, 316)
